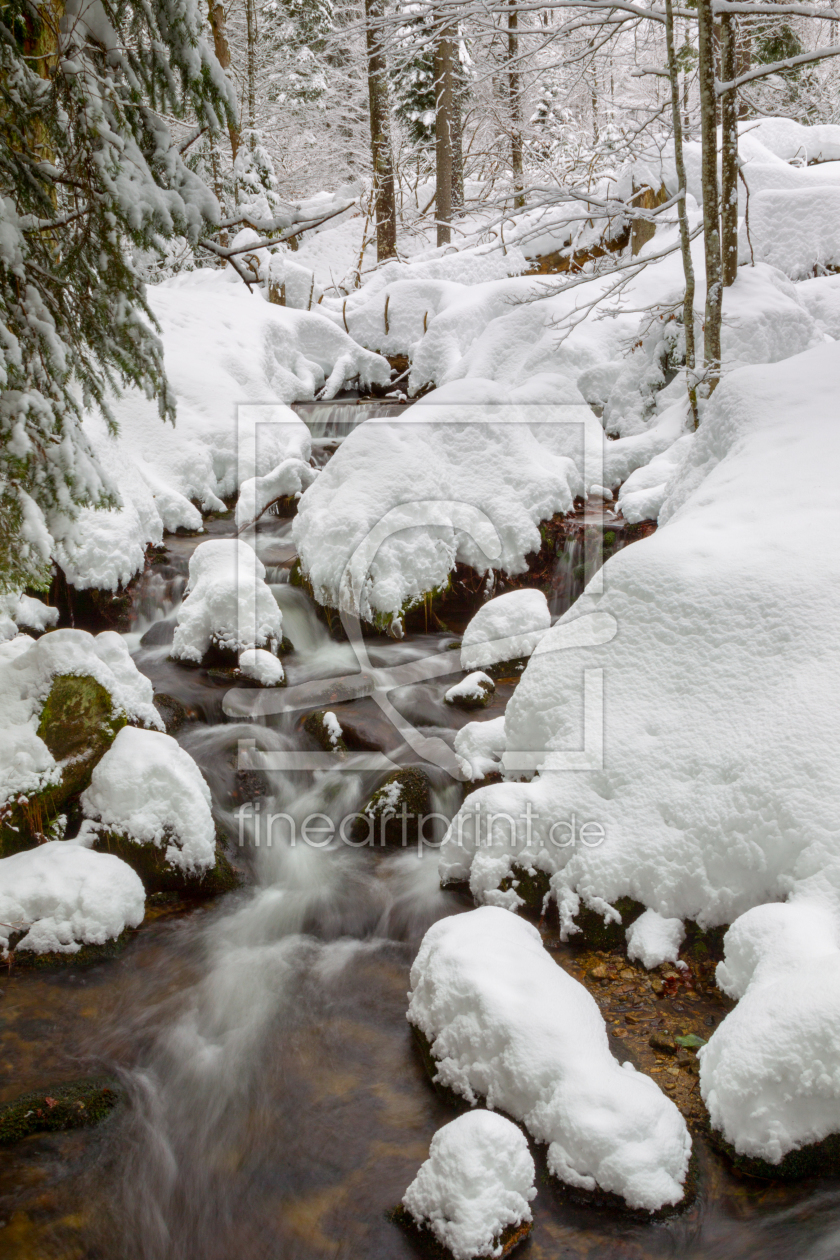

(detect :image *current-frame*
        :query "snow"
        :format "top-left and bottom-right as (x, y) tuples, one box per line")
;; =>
(617, 434), (694, 525)
(238, 647), (285, 686)
(171, 539), (283, 663)
(444, 672), (494, 705)
(402, 1110), (536, 1260)
(0, 594), (59, 642)
(56, 271), (389, 592)
(744, 188), (840, 280)
(454, 716), (506, 781)
(0, 628), (161, 808)
(0, 841), (145, 956)
(80, 727), (216, 873)
(626, 910), (686, 970)
(408, 906), (690, 1211)
(322, 711), (343, 746)
(461, 590), (551, 671)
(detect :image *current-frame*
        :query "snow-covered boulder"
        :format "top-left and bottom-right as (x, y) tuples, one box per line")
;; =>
(0, 594), (59, 642)
(0, 841), (145, 957)
(444, 672), (495, 710)
(402, 1110), (536, 1259)
(408, 907), (691, 1211)
(461, 589), (551, 672)
(172, 539), (283, 664)
(626, 909), (685, 969)
(238, 647), (285, 686)
(454, 716), (506, 781)
(80, 727), (216, 877)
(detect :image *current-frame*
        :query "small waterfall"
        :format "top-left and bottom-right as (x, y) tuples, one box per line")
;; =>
(292, 399), (408, 441)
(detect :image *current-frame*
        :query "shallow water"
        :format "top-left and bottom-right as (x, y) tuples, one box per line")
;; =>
(3, 451), (840, 1258)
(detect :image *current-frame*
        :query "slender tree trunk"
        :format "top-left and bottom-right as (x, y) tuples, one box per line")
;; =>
(720, 13), (739, 287)
(452, 94), (465, 216)
(434, 14), (455, 246)
(245, 0), (257, 134)
(665, 0), (698, 426)
(508, 0), (524, 209)
(697, 0), (722, 394)
(208, 0), (240, 160)
(364, 0), (398, 260)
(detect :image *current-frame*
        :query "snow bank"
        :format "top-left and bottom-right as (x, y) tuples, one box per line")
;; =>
(461, 589), (551, 671)
(0, 629), (160, 807)
(626, 910), (685, 969)
(744, 187), (840, 280)
(238, 647), (285, 686)
(408, 907), (690, 1211)
(438, 339), (840, 939)
(80, 727), (216, 873)
(0, 841), (145, 955)
(454, 717), (506, 782)
(402, 1110), (536, 1260)
(56, 271), (389, 592)
(171, 539), (283, 663)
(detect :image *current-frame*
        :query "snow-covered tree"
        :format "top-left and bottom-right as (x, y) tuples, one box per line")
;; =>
(0, 0), (235, 592)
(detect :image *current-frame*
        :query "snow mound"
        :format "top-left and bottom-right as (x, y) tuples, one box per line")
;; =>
(56, 271), (389, 592)
(80, 727), (216, 873)
(172, 539), (283, 663)
(444, 672), (494, 706)
(402, 1110), (536, 1260)
(0, 594), (59, 642)
(743, 187), (840, 280)
(408, 906), (691, 1211)
(461, 589), (551, 671)
(0, 629), (160, 807)
(292, 383), (582, 630)
(0, 841), (145, 956)
(454, 716), (506, 781)
(238, 647), (285, 686)
(626, 910), (685, 969)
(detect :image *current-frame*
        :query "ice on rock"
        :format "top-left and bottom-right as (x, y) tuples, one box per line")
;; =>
(402, 1110), (536, 1260)
(454, 716), (506, 781)
(408, 907), (691, 1211)
(172, 539), (283, 664)
(238, 648), (285, 686)
(626, 909), (685, 969)
(0, 841), (145, 956)
(80, 727), (216, 873)
(0, 628), (160, 807)
(461, 589), (551, 672)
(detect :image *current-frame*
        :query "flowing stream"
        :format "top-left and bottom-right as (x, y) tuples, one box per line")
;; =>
(3, 405), (840, 1259)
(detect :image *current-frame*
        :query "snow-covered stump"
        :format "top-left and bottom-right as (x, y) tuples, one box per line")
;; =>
(408, 907), (691, 1213)
(171, 539), (283, 668)
(399, 1111), (536, 1259)
(0, 842), (145, 965)
(460, 589), (551, 675)
(79, 727), (237, 897)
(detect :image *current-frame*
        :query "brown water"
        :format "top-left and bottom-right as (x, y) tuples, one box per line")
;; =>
(3, 432), (840, 1259)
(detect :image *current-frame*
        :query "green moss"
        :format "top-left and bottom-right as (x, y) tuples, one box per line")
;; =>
(499, 863), (551, 916)
(91, 831), (240, 898)
(709, 1127), (840, 1180)
(303, 710), (348, 753)
(356, 768), (433, 846)
(569, 896), (646, 951)
(0, 1078), (121, 1145)
(10, 931), (131, 969)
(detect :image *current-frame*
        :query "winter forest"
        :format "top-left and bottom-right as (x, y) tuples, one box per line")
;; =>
(3, 0), (840, 1253)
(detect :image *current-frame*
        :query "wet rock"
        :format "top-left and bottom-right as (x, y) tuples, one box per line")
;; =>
(355, 768), (433, 847)
(140, 618), (176, 647)
(443, 671), (495, 710)
(91, 831), (240, 898)
(390, 1202), (532, 1260)
(0, 1079), (122, 1145)
(499, 863), (551, 916)
(152, 692), (199, 734)
(302, 710), (348, 753)
(568, 897), (645, 952)
(649, 1032), (678, 1055)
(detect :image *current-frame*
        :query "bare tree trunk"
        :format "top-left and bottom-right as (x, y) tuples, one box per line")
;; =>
(665, 0), (698, 426)
(452, 95), (465, 215)
(245, 0), (257, 133)
(720, 13), (739, 287)
(208, 0), (240, 160)
(434, 15), (454, 246)
(364, 0), (398, 260)
(697, 0), (722, 394)
(508, 0), (524, 209)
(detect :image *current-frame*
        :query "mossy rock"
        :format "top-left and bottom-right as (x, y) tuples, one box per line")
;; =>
(0, 1078), (122, 1145)
(91, 830), (240, 898)
(410, 1024), (469, 1112)
(569, 896), (646, 951)
(390, 1202), (531, 1259)
(499, 863), (551, 916)
(484, 657), (529, 682)
(444, 674), (495, 711)
(680, 920), (728, 964)
(354, 768), (433, 846)
(152, 691), (200, 734)
(0, 674), (126, 857)
(9, 930), (132, 970)
(303, 710), (348, 753)
(709, 1127), (840, 1180)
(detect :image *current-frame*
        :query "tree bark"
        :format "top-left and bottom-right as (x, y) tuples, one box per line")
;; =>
(452, 95), (465, 215)
(720, 13), (739, 287)
(697, 0), (722, 394)
(434, 15), (455, 246)
(245, 0), (257, 133)
(508, 0), (524, 209)
(364, 0), (398, 260)
(665, 0), (698, 426)
(208, 0), (240, 160)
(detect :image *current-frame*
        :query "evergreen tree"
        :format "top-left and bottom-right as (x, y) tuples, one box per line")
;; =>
(0, 0), (236, 591)
(262, 0), (334, 110)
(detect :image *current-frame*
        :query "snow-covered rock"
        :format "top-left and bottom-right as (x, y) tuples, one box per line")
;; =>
(0, 841), (145, 956)
(626, 910), (686, 969)
(454, 716), (506, 781)
(172, 539), (282, 664)
(0, 594), (59, 642)
(461, 589), (551, 671)
(402, 1110), (536, 1260)
(408, 907), (691, 1211)
(0, 629), (160, 809)
(238, 647), (285, 686)
(444, 672), (495, 709)
(80, 727), (216, 874)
